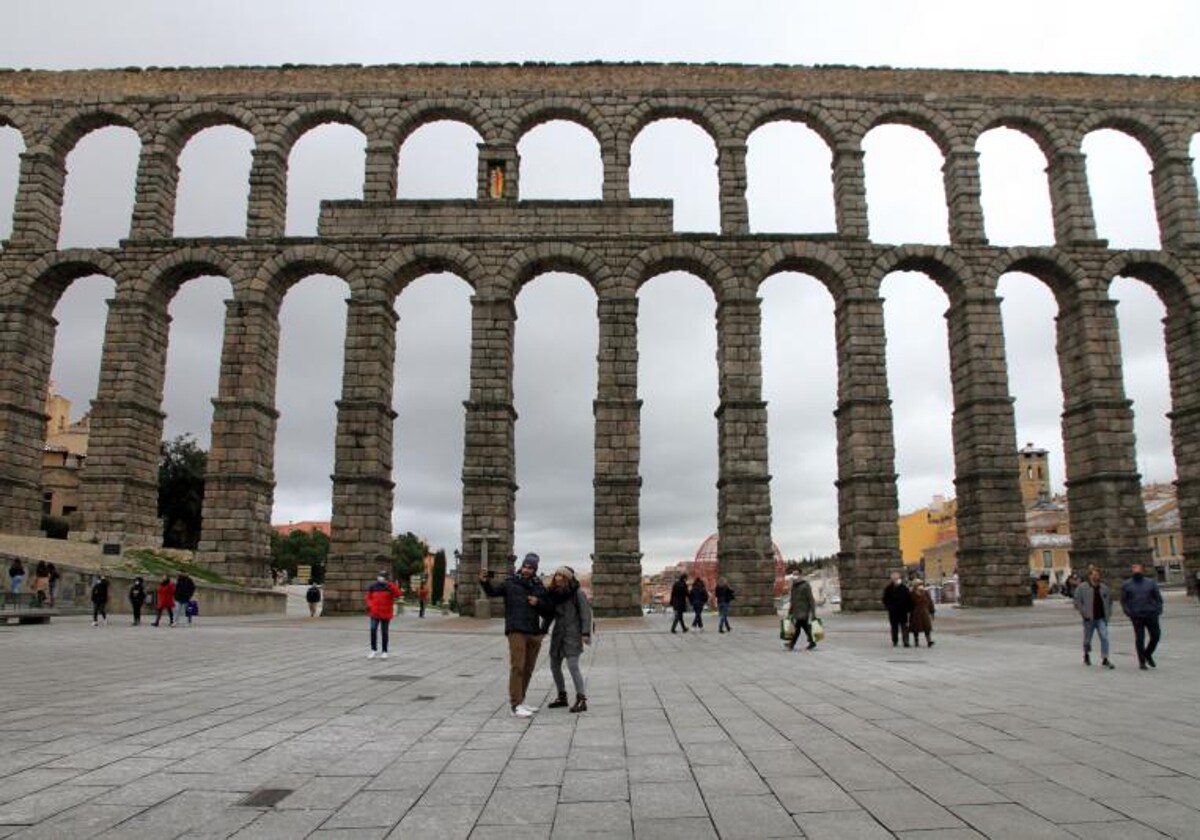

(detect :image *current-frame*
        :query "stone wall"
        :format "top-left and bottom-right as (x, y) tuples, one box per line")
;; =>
(1, 62), (1198, 614)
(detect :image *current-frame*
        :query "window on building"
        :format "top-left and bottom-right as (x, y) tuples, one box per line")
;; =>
(1169, 535), (1177, 556)
(1042, 550), (1053, 569)
(42, 493), (52, 516)
(1154, 537), (1161, 557)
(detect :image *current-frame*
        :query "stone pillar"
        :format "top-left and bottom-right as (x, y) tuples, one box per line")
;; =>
(1151, 151), (1200, 250)
(196, 298), (279, 586)
(477, 143), (519, 201)
(715, 291), (775, 615)
(8, 151), (66, 249)
(943, 148), (988, 245)
(1056, 292), (1151, 587)
(458, 293), (517, 616)
(602, 138), (631, 202)
(75, 297), (169, 547)
(592, 291), (642, 616)
(0, 303), (58, 534)
(1047, 149), (1102, 246)
(364, 140), (398, 202)
(717, 142), (750, 235)
(1163, 303), (1200, 595)
(944, 293), (1030, 606)
(834, 292), (901, 610)
(129, 147), (178, 240)
(323, 297), (398, 614)
(246, 146), (288, 238)
(832, 145), (870, 239)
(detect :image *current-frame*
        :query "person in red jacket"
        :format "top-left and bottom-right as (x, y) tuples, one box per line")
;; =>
(364, 572), (402, 659)
(152, 576), (176, 627)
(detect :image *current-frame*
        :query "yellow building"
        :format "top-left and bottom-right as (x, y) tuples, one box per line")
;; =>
(41, 387), (90, 520)
(898, 495), (955, 567)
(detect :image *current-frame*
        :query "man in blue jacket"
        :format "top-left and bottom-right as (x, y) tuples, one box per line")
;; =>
(1120, 562), (1164, 670)
(480, 552), (549, 717)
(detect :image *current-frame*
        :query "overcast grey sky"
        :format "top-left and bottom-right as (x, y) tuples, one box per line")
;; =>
(2, 0), (1197, 573)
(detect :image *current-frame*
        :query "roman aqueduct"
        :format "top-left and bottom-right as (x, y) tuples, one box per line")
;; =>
(0, 63), (1197, 615)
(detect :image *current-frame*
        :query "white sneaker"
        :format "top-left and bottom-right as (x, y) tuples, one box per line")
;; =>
(367, 651), (377, 659)
(91, 621), (98, 627)
(516, 703), (538, 715)
(380, 652), (389, 660)
(513, 706), (533, 718)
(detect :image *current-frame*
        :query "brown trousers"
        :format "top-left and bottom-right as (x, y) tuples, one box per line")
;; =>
(507, 632), (543, 707)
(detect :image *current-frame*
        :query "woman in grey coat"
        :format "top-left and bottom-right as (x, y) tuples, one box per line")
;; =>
(544, 566), (593, 713)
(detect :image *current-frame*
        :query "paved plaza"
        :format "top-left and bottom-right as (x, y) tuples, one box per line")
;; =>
(1, 595), (1199, 839)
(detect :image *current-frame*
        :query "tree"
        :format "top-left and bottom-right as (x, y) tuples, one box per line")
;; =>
(390, 531), (428, 588)
(431, 549), (447, 603)
(270, 528), (329, 583)
(159, 435), (206, 549)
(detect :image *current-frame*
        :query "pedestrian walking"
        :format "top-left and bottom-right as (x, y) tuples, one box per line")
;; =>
(908, 580), (935, 647)
(669, 573), (689, 634)
(305, 582), (322, 617)
(882, 570), (913, 647)
(418, 582), (429, 618)
(90, 575), (109, 626)
(365, 571), (402, 659)
(128, 576), (147, 626)
(1120, 562), (1164, 670)
(7, 558), (24, 600)
(174, 573), (196, 626)
(32, 561), (49, 606)
(47, 563), (59, 607)
(689, 575), (709, 630)
(544, 566), (593, 713)
(715, 577), (735, 633)
(1073, 566), (1113, 669)
(153, 576), (176, 626)
(786, 575), (817, 651)
(479, 552), (549, 718)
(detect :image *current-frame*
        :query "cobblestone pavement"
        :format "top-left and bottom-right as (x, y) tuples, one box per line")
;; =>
(1, 595), (1198, 839)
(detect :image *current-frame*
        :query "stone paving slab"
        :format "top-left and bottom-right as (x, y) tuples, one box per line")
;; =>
(1, 595), (1199, 838)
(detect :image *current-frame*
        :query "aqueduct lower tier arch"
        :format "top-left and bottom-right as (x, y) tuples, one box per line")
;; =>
(1, 63), (1199, 615)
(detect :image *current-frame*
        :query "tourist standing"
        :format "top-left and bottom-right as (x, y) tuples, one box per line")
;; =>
(1073, 566), (1113, 669)
(128, 576), (147, 626)
(882, 571), (913, 647)
(31, 562), (49, 606)
(7, 558), (24, 599)
(153, 576), (176, 626)
(715, 577), (735, 633)
(1120, 562), (1164, 670)
(908, 580), (935, 648)
(544, 566), (593, 713)
(669, 573), (689, 634)
(365, 572), (402, 659)
(90, 575), (109, 626)
(689, 575), (709, 631)
(47, 563), (59, 607)
(305, 582), (322, 617)
(174, 573), (196, 626)
(786, 575), (817, 651)
(418, 582), (429, 618)
(479, 553), (549, 717)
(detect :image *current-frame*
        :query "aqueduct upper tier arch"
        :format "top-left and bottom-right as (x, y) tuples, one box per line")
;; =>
(1, 63), (1198, 615)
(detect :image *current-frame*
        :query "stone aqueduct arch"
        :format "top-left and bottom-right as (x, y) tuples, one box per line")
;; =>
(1, 64), (1198, 615)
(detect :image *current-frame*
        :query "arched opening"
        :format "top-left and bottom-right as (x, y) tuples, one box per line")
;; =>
(272, 275), (349, 524)
(58, 126), (140, 249)
(746, 121), (835, 234)
(162, 276), (232, 447)
(517, 120), (602, 200)
(863, 124), (949, 245)
(284, 124), (366, 236)
(44, 274), (116, 523)
(173, 126), (254, 237)
(392, 273), (471, 553)
(630, 119), (719, 233)
(0, 125), (24, 243)
(1192, 133), (1199, 207)
(397, 120), (481, 199)
(514, 272), (597, 565)
(1083, 129), (1160, 249)
(997, 272), (1066, 496)
(638, 271), (718, 570)
(1110, 276), (1174, 484)
(977, 128), (1054, 246)
(759, 273), (838, 562)
(881, 272), (955, 556)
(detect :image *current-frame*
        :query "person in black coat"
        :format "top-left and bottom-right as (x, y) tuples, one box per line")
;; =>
(128, 577), (147, 626)
(305, 582), (322, 617)
(174, 573), (197, 626)
(689, 577), (709, 630)
(882, 571), (913, 647)
(90, 575), (109, 626)
(479, 552), (551, 717)
(669, 574), (689, 634)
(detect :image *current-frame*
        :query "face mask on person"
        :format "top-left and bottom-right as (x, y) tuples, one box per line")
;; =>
(1132, 572), (1144, 581)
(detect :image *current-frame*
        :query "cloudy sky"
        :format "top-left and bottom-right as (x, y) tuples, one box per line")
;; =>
(2, 0), (1197, 573)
